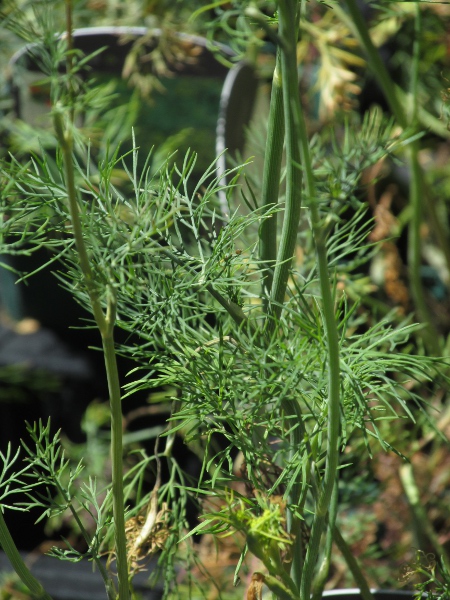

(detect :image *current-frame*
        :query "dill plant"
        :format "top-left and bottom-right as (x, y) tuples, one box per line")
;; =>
(0, 1), (449, 600)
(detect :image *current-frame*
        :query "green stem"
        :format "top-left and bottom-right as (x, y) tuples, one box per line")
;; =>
(294, 41), (342, 600)
(259, 48), (284, 311)
(262, 572), (297, 600)
(400, 463), (450, 572)
(282, 400), (308, 589)
(307, 462), (374, 600)
(53, 110), (107, 334)
(64, 0), (75, 124)
(269, 0), (303, 326)
(312, 478), (338, 600)
(66, 502), (116, 600)
(332, 527), (374, 600)
(407, 5), (441, 354)
(269, 2), (342, 596)
(48, 465), (116, 599)
(53, 110), (130, 599)
(160, 247), (249, 329)
(0, 510), (53, 600)
(408, 141), (441, 354)
(103, 300), (130, 600)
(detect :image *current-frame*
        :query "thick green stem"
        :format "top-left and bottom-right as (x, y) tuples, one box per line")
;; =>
(289, 27), (341, 600)
(259, 48), (284, 311)
(269, 0), (303, 325)
(300, 228), (341, 599)
(0, 510), (53, 600)
(269, 3), (342, 596)
(53, 110), (130, 599)
(311, 479), (338, 600)
(306, 455), (374, 600)
(262, 572), (298, 600)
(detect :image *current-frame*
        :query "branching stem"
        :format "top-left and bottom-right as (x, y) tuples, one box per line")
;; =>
(53, 109), (130, 600)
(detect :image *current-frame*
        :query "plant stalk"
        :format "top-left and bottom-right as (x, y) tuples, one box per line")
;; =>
(64, 0), (75, 124)
(270, 1), (343, 596)
(307, 454), (374, 600)
(282, 399), (308, 588)
(259, 47), (284, 311)
(290, 28), (342, 600)
(0, 510), (53, 600)
(332, 527), (374, 600)
(53, 110), (130, 600)
(269, 0), (303, 327)
(311, 478), (338, 600)
(103, 300), (130, 600)
(400, 463), (450, 572)
(407, 4), (441, 354)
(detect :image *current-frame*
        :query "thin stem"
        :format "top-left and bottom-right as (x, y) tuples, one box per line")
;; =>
(332, 527), (374, 600)
(293, 40), (342, 600)
(53, 110), (130, 599)
(408, 141), (441, 355)
(400, 463), (450, 572)
(66, 503), (116, 600)
(282, 400), (308, 589)
(311, 478), (338, 600)
(64, 0), (75, 124)
(103, 297), (130, 600)
(269, 0), (303, 327)
(0, 510), (53, 600)
(53, 110), (107, 334)
(407, 5), (441, 354)
(259, 48), (284, 311)
(48, 465), (116, 599)
(307, 461), (374, 600)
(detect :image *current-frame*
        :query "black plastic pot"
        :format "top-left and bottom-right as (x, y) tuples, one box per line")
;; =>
(0, 551), (163, 600)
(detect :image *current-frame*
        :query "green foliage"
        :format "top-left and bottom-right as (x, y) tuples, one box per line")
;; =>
(0, 1), (450, 599)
